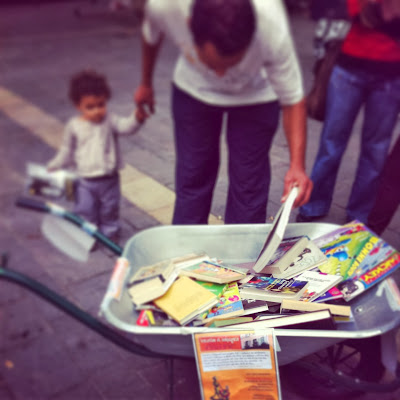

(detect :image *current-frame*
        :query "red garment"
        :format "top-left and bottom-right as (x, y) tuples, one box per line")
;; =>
(342, 0), (400, 62)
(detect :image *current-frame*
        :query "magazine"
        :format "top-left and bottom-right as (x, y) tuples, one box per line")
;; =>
(315, 221), (400, 301)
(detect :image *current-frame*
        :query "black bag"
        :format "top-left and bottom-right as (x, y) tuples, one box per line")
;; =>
(306, 40), (342, 122)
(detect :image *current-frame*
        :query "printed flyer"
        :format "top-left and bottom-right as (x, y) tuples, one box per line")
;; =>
(193, 329), (281, 400)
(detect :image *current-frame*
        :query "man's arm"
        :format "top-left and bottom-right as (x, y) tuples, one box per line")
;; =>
(133, 34), (164, 119)
(281, 98), (313, 208)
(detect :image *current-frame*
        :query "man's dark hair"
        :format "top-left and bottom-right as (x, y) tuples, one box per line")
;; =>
(190, 0), (256, 56)
(69, 69), (111, 105)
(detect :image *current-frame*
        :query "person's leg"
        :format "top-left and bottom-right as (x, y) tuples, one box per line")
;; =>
(98, 174), (121, 238)
(368, 135), (400, 235)
(347, 75), (400, 222)
(224, 101), (280, 224)
(171, 84), (224, 224)
(73, 179), (99, 226)
(299, 65), (366, 219)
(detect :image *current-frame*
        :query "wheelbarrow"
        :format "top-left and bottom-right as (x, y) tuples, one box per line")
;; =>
(2, 196), (400, 399)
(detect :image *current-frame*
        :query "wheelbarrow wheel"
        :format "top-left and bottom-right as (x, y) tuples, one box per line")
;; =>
(281, 336), (386, 399)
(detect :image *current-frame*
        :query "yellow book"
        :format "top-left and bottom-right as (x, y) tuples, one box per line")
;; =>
(154, 276), (218, 325)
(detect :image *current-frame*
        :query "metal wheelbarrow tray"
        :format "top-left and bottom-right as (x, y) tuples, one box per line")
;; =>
(101, 222), (400, 365)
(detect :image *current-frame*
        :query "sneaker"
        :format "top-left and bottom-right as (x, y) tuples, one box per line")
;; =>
(295, 213), (325, 223)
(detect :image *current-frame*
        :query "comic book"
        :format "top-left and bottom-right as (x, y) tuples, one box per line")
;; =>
(315, 220), (400, 301)
(314, 220), (381, 280)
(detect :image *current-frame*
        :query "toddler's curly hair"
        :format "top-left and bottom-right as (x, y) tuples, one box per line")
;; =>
(69, 69), (111, 105)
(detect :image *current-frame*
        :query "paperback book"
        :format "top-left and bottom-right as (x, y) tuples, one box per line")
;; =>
(242, 298), (270, 316)
(253, 187), (299, 273)
(154, 276), (218, 325)
(223, 309), (336, 330)
(280, 299), (351, 317)
(239, 276), (309, 303)
(136, 309), (180, 327)
(200, 282), (244, 322)
(179, 260), (246, 284)
(256, 235), (310, 275)
(295, 270), (343, 302)
(271, 239), (328, 280)
(314, 286), (344, 303)
(127, 260), (177, 306)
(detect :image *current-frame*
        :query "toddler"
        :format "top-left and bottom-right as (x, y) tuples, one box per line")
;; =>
(48, 69), (144, 242)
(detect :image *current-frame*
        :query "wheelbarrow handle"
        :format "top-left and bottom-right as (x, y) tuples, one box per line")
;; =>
(15, 196), (123, 256)
(0, 257), (175, 359)
(15, 196), (50, 213)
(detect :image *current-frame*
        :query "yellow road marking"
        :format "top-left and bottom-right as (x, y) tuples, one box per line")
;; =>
(0, 86), (223, 225)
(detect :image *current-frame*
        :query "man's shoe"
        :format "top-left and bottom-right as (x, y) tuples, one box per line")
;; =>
(296, 213), (324, 223)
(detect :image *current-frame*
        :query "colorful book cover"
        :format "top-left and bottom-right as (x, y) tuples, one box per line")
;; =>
(239, 276), (309, 302)
(136, 309), (179, 327)
(294, 270), (342, 302)
(196, 281), (227, 297)
(180, 260), (246, 283)
(314, 286), (344, 303)
(315, 220), (400, 301)
(315, 220), (380, 280)
(241, 276), (308, 294)
(203, 282), (244, 320)
(338, 251), (400, 301)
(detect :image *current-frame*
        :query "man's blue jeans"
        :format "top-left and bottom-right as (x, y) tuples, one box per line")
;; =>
(171, 84), (280, 224)
(300, 65), (400, 223)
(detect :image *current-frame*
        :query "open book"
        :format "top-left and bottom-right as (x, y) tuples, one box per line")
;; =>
(253, 187), (299, 273)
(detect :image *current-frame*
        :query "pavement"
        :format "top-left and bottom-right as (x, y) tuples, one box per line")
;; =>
(0, 1), (400, 399)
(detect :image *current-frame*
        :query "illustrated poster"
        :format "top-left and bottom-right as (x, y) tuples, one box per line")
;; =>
(193, 329), (281, 400)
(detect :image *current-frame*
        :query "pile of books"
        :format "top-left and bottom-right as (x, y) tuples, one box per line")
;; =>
(128, 188), (400, 330)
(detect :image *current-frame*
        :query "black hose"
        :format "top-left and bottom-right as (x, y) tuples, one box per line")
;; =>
(0, 260), (182, 360)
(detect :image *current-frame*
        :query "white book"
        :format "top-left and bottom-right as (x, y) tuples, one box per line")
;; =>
(253, 187), (299, 273)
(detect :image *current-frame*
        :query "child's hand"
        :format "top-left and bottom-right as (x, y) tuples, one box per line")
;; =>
(135, 108), (147, 124)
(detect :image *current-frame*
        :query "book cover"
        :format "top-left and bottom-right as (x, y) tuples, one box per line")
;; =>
(253, 187), (299, 273)
(315, 220), (400, 301)
(129, 259), (175, 285)
(193, 330), (281, 400)
(271, 240), (328, 280)
(179, 260), (246, 284)
(313, 286), (344, 303)
(201, 282), (244, 321)
(295, 270), (343, 302)
(127, 260), (178, 306)
(239, 276), (309, 303)
(196, 281), (227, 297)
(315, 220), (382, 280)
(338, 251), (400, 301)
(136, 309), (180, 327)
(257, 235), (310, 275)
(154, 276), (218, 325)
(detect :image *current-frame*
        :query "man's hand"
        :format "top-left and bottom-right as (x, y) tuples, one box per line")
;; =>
(281, 166), (313, 208)
(134, 84), (155, 121)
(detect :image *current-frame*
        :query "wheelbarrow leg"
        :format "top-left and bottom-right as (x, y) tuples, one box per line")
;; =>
(166, 358), (174, 400)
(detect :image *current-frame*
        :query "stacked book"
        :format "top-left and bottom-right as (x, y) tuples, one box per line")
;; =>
(126, 188), (400, 330)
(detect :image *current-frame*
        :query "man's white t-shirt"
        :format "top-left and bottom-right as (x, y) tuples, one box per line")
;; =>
(142, 0), (304, 106)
